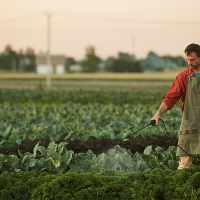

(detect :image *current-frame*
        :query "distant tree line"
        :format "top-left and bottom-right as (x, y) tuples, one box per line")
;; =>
(0, 44), (187, 73)
(104, 52), (143, 72)
(71, 46), (187, 73)
(0, 45), (36, 72)
(141, 51), (187, 72)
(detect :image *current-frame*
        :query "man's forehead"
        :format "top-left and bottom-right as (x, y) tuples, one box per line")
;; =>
(185, 52), (198, 58)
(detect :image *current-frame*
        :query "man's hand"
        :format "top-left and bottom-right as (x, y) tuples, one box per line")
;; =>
(151, 102), (168, 125)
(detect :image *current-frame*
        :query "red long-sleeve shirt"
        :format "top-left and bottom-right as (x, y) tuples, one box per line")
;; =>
(162, 67), (195, 112)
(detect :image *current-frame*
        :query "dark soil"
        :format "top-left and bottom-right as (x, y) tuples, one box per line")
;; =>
(0, 135), (178, 156)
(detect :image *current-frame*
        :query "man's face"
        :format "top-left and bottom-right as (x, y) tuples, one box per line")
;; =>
(185, 52), (200, 71)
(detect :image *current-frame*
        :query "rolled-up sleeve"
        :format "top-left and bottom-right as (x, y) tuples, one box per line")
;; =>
(162, 73), (187, 111)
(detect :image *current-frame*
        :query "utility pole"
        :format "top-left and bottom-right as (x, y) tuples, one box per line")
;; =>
(132, 36), (136, 57)
(44, 12), (54, 87)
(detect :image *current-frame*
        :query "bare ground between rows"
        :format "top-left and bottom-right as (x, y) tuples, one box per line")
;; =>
(0, 135), (178, 156)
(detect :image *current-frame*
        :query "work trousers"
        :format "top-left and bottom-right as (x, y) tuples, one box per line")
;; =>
(178, 156), (193, 169)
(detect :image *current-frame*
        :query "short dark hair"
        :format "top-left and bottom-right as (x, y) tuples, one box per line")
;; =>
(184, 43), (200, 57)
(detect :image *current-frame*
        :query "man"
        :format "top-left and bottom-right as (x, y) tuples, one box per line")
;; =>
(151, 43), (200, 169)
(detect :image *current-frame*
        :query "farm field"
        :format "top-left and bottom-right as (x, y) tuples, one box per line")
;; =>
(0, 72), (176, 90)
(1, 72), (200, 199)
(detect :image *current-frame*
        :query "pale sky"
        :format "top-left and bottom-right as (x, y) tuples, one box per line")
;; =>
(1, 0), (200, 60)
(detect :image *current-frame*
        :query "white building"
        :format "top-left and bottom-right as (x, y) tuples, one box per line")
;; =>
(36, 54), (66, 74)
(69, 64), (83, 73)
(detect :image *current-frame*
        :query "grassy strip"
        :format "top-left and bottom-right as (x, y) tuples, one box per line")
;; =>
(0, 72), (178, 81)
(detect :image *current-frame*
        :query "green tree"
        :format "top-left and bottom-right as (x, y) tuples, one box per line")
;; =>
(23, 48), (36, 72)
(0, 45), (17, 71)
(65, 57), (77, 72)
(109, 52), (143, 72)
(0, 45), (36, 72)
(80, 46), (101, 72)
(104, 56), (115, 72)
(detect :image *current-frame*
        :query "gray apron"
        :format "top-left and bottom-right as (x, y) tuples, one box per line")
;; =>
(177, 76), (200, 156)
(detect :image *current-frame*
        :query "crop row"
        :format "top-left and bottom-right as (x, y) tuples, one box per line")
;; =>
(0, 88), (182, 174)
(0, 141), (178, 174)
(1, 166), (200, 200)
(0, 88), (194, 199)
(0, 88), (168, 105)
(0, 102), (181, 145)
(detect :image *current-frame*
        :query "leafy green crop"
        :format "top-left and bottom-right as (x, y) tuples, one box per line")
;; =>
(0, 89), (182, 175)
(0, 141), (179, 174)
(0, 102), (181, 145)
(1, 167), (200, 200)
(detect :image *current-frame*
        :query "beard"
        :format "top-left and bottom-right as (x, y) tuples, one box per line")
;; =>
(189, 63), (200, 69)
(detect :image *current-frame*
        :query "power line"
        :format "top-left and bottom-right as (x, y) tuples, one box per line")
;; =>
(1, 12), (200, 25)
(55, 11), (200, 25)
(0, 13), (42, 24)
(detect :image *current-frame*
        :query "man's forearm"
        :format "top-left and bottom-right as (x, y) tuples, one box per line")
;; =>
(152, 102), (168, 124)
